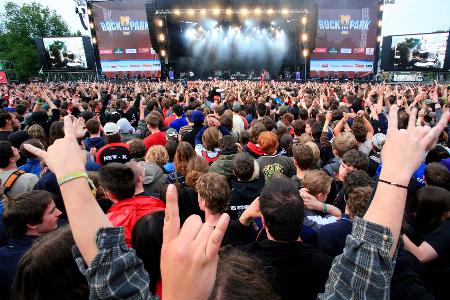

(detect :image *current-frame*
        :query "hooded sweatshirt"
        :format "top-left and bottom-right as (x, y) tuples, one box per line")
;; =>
(83, 136), (106, 152)
(244, 142), (265, 159)
(142, 162), (167, 194)
(209, 153), (236, 179)
(228, 177), (264, 220)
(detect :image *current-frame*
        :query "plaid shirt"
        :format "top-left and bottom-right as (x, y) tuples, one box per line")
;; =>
(72, 227), (156, 300)
(318, 217), (396, 299)
(73, 218), (395, 300)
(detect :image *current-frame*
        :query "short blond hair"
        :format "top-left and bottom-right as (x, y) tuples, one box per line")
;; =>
(302, 170), (332, 196)
(332, 132), (358, 158)
(145, 145), (169, 165)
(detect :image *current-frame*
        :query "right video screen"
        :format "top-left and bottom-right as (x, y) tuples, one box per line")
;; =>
(389, 32), (449, 70)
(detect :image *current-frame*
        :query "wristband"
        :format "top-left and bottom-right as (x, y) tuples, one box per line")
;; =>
(378, 179), (408, 190)
(323, 203), (328, 214)
(57, 172), (89, 186)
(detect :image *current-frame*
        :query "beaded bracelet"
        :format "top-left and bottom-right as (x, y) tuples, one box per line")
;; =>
(378, 179), (408, 190)
(57, 172), (89, 186)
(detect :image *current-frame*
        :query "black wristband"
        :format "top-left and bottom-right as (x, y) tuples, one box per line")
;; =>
(378, 179), (408, 190)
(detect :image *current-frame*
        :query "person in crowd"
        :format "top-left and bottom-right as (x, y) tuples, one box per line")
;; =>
(99, 163), (165, 247)
(26, 124), (48, 150)
(423, 162), (450, 190)
(132, 211), (165, 297)
(209, 135), (239, 180)
(167, 141), (196, 186)
(143, 113), (166, 150)
(18, 139), (44, 176)
(291, 143), (316, 189)
(196, 172), (230, 226)
(227, 176), (333, 299)
(11, 226), (89, 299)
(243, 122), (266, 159)
(163, 140), (178, 174)
(0, 141), (39, 199)
(0, 191), (62, 298)
(0, 110), (20, 141)
(256, 131), (295, 182)
(82, 118), (105, 152)
(231, 102), (245, 135)
(169, 104), (188, 132)
(117, 117), (137, 143)
(180, 110), (205, 147)
(300, 170), (341, 232)
(318, 170), (374, 257)
(185, 156), (210, 191)
(228, 152), (263, 220)
(95, 122), (131, 166)
(127, 138), (147, 162)
(142, 145), (168, 194)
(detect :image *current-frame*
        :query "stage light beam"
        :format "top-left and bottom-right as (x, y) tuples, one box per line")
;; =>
(200, 9), (206, 15)
(174, 9), (180, 16)
(303, 49), (309, 57)
(301, 17), (307, 25)
(161, 49), (166, 57)
(226, 8), (232, 15)
(188, 9), (194, 16)
(214, 8), (220, 15)
(267, 8), (274, 15)
(281, 8), (289, 15)
(159, 33), (165, 42)
(241, 8), (248, 15)
(157, 19), (163, 27)
(254, 8), (261, 15)
(302, 33), (308, 41)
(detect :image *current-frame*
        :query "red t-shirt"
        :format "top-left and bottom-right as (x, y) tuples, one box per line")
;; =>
(164, 115), (176, 127)
(143, 131), (166, 150)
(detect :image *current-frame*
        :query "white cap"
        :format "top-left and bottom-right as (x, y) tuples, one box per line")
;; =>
(103, 122), (120, 135)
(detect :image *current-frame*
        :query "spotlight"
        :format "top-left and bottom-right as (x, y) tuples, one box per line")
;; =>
(281, 8), (289, 15)
(380, 5), (384, 11)
(302, 33), (308, 41)
(156, 19), (163, 27)
(92, 37), (97, 44)
(198, 26), (204, 32)
(226, 8), (232, 15)
(234, 26), (239, 32)
(214, 8), (220, 15)
(90, 22), (94, 29)
(301, 17), (307, 25)
(254, 8), (261, 15)
(188, 9), (194, 16)
(174, 9), (180, 16)
(270, 21), (276, 25)
(377, 36), (382, 42)
(378, 20), (382, 27)
(303, 49), (309, 57)
(159, 33), (165, 42)
(200, 9), (206, 15)
(267, 8), (274, 15)
(87, 8), (92, 16)
(271, 27), (275, 31)
(241, 8), (248, 15)
(161, 49), (166, 57)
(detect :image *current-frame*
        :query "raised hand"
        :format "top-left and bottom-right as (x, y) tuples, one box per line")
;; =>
(161, 185), (230, 300)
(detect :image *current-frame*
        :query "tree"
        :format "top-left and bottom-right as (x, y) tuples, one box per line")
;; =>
(0, 2), (70, 81)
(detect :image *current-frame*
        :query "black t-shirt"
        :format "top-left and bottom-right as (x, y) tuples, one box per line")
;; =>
(0, 131), (12, 141)
(423, 220), (450, 299)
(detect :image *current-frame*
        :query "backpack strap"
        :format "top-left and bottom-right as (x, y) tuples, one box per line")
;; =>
(173, 169), (179, 184)
(3, 170), (26, 196)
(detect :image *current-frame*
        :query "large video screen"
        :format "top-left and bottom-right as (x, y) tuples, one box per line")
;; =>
(92, 0), (161, 78)
(390, 33), (449, 70)
(43, 37), (88, 70)
(310, 0), (379, 77)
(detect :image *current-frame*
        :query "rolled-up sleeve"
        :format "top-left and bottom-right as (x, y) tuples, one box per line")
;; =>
(72, 227), (155, 300)
(318, 217), (397, 300)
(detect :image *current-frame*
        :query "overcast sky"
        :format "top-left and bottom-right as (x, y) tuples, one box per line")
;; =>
(3, 0), (450, 37)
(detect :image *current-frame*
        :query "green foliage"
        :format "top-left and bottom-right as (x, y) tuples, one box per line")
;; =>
(0, 1), (70, 81)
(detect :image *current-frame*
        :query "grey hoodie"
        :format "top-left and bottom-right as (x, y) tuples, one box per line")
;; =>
(142, 162), (167, 194)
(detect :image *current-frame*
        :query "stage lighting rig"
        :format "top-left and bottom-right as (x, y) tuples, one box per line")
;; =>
(155, 8), (309, 16)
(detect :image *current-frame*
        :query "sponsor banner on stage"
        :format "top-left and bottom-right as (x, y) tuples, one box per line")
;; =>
(311, 0), (378, 75)
(100, 60), (161, 72)
(92, 0), (161, 77)
(310, 60), (373, 72)
(0, 72), (7, 84)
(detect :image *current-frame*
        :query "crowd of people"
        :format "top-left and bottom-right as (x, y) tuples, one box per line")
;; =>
(0, 79), (449, 299)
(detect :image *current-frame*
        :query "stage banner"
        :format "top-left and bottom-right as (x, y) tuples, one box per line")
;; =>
(310, 0), (379, 76)
(0, 72), (8, 84)
(92, 0), (161, 78)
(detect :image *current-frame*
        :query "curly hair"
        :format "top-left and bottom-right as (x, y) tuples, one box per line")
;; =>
(292, 144), (315, 171)
(185, 156), (209, 190)
(196, 172), (230, 214)
(347, 186), (372, 218)
(145, 145), (169, 166)
(351, 121), (368, 143)
(174, 142), (196, 176)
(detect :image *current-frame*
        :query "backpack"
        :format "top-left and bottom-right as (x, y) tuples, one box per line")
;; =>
(2, 170), (25, 196)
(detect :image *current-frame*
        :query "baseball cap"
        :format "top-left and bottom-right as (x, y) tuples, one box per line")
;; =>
(232, 102), (242, 112)
(166, 128), (178, 141)
(372, 133), (386, 150)
(104, 122), (120, 135)
(190, 110), (205, 123)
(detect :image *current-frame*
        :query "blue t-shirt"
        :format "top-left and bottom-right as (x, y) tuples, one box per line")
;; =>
(376, 162), (426, 187)
(170, 117), (188, 132)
